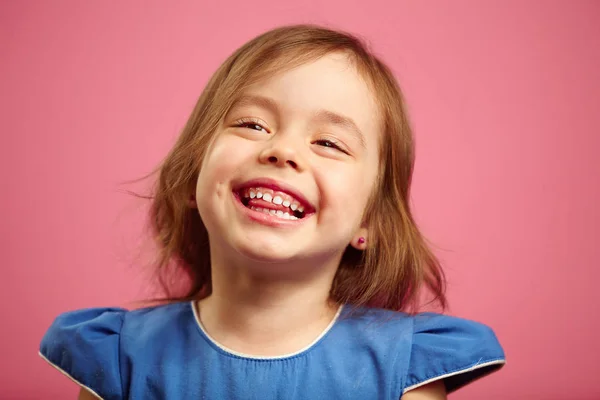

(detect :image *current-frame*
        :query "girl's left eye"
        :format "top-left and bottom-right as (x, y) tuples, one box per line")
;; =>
(314, 139), (349, 154)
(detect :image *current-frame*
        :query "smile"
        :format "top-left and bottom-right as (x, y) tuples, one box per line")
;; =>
(232, 178), (315, 223)
(241, 188), (305, 220)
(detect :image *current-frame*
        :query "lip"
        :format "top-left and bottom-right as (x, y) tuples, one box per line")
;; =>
(232, 193), (309, 227)
(232, 177), (315, 212)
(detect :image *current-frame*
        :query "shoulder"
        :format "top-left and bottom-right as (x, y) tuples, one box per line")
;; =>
(339, 307), (505, 395)
(404, 312), (505, 394)
(121, 301), (192, 336)
(39, 302), (193, 400)
(39, 307), (127, 399)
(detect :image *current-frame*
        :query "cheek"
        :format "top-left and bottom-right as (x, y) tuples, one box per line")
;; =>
(317, 165), (375, 222)
(196, 136), (253, 217)
(198, 135), (251, 185)
(320, 148), (380, 222)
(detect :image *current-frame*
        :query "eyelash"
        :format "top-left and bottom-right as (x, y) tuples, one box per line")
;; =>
(234, 118), (270, 133)
(233, 118), (349, 154)
(313, 138), (348, 154)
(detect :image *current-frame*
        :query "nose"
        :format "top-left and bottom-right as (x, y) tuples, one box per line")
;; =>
(258, 135), (304, 171)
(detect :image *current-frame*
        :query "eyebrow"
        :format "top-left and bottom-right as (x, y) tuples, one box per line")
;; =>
(230, 95), (280, 116)
(313, 109), (366, 149)
(230, 94), (367, 149)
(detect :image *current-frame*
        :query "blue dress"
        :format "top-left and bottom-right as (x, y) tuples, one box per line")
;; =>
(39, 301), (505, 399)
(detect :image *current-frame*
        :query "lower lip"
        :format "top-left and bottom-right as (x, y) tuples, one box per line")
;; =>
(232, 192), (307, 227)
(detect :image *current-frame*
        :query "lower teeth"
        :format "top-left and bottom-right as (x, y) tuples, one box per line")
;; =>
(250, 206), (298, 220)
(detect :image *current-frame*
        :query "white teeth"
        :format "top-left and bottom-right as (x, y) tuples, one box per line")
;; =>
(249, 206), (299, 221)
(244, 187), (308, 217)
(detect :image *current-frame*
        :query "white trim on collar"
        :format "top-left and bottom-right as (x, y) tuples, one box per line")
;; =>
(191, 300), (344, 360)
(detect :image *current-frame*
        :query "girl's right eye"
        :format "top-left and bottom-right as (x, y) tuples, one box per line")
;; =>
(233, 118), (270, 134)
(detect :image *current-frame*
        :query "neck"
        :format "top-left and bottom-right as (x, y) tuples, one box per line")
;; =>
(196, 244), (342, 357)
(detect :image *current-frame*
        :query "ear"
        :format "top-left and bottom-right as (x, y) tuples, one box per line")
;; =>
(350, 227), (369, 250)
(188, 194), (197, 208)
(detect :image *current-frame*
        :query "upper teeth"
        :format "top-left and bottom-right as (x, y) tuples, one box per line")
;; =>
(245, 188), (305, 213)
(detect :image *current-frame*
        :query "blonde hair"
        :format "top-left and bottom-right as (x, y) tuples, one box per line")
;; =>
(146, 25), (446, 313)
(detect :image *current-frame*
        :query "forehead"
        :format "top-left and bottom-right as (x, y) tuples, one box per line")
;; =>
(239, 53), (382, 145)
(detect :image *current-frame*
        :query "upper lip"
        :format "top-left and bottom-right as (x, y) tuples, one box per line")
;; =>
(233, 177), (315, 211)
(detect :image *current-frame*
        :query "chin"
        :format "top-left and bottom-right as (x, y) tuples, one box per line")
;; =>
(235, 240), (300, 263)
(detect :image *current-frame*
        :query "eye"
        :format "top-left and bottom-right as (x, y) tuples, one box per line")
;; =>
(313, 139), (349, 155)
(234, 118), (270, 133)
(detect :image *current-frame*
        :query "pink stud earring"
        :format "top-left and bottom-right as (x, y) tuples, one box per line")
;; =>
(358, 237), (365, 244)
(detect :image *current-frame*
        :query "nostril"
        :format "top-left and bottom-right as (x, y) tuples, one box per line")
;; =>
(266, 155), (297, 169)
(287, 160), (297, 169)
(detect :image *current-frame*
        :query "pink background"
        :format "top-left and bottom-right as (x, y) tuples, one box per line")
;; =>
(2, 1), (599, 398)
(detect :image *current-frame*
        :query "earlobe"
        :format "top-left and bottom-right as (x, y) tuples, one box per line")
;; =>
(351, 229), (368, 250)
(188, 195), (197, 208)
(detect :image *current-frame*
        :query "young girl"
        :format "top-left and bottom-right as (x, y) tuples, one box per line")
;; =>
(40, 25), (505, 399)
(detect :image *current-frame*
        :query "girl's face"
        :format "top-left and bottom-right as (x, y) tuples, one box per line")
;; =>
(196, 53), (381, 271)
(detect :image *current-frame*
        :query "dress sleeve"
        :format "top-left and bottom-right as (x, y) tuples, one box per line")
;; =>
(39, 308), (127, 400)
(403, 313), (506, 394)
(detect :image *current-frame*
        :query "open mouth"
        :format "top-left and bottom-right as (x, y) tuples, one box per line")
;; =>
(232, 181), (315, 221)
